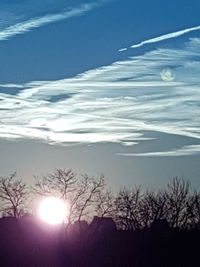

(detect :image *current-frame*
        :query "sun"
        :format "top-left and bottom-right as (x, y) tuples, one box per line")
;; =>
(38, 197), (68, 225)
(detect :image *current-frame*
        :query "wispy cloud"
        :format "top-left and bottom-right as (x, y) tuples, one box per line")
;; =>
(118, 145), (200, 157)
(0, 2), (99, 41)
(0, 37), (200, 156)
(119, 25), (200, 51)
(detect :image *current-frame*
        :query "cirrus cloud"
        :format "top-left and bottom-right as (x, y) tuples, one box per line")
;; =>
(0, 1), (107, 41)
(0, 37), (200, 157)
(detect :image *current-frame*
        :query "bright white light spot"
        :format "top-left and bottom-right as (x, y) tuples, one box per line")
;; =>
(39, 197), (68, 225)
(160, 68), (175, 82)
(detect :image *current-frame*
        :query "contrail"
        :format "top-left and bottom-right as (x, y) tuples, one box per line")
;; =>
(119, 24), (200, 51)
(0, 3), (97, 41)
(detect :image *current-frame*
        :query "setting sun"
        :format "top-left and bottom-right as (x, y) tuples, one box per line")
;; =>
(38, 197), (68, 225)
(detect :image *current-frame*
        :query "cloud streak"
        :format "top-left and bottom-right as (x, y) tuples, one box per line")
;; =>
(0, 38), (200, 156)
(0, 2), (98, 41)
(119, 24), (200, 51)
(118, 145), (200, 157)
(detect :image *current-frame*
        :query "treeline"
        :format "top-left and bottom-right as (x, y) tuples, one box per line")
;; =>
(0, 169), (200, 230)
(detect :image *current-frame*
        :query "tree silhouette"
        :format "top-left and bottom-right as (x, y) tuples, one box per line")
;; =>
(95, 190), (115, 218)
(113, 178), (197, 230)
(164, 177), (191, 228)
(74, 174), (105, 223)
(183, 190), (200, 229)
(33, 169), (105, 224)
(1, 170), (193, 230)
(114, 187), (143, 230)
(33, 169), (76, 200)
(0, 171), (200, 266)
(140, 189), (167, 227)
(0, 173), (27, 218)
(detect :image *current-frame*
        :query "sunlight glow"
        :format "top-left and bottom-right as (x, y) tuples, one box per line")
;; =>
(39, 197), (68, 225)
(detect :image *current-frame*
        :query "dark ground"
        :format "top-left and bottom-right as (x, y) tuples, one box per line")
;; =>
(0, 217), (199, 267)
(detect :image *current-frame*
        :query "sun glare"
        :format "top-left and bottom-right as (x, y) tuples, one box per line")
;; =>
(39, 197), (68, 225)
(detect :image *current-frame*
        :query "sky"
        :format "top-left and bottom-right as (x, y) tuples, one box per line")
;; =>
(0, 0), (200, 190)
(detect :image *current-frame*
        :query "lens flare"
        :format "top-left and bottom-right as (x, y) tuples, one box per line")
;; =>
(160, 68), (175, 82)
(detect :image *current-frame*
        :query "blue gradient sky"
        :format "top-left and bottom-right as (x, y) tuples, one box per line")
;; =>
(0, 0), (200, 189)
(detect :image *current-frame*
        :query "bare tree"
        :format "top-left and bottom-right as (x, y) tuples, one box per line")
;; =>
(33, 169), (105, 224)
(164, 177), (191, 228)
(0, 173), (27, 218)
(140, 189), (167, 227)
(33, 170), (197, 230)
(114, 187), (143, 230)
(94, 190), (115, 218)
(113, 178), (194, 230)
(76, 174), (105, 223)
(186, 191), (200, 229)
(33, 169), (77, 200)
(140, 178), (193, 229)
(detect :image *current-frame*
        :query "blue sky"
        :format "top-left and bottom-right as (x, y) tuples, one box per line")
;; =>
(0, 0), (200, 189)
